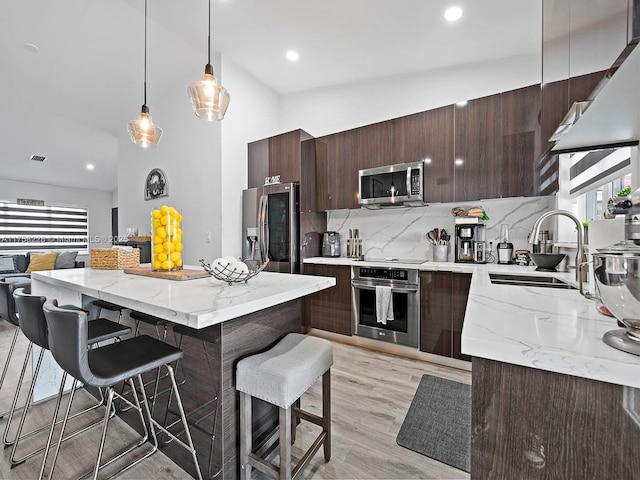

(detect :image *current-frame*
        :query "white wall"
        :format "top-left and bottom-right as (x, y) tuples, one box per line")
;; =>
(116, 53), (280, 264)
(0, 178), (113, 263)
(220, 56), (280, 257)
(117, 57), (223, 266)
(279, 53), (541, 137)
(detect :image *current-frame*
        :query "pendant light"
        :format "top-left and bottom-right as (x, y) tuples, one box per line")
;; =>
(128, 0), (163, 148)
(187, 0), (230, 121)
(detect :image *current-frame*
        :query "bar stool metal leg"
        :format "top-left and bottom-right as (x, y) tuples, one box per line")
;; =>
(239, 391), (251, 480)
(0, 327), (20, 419)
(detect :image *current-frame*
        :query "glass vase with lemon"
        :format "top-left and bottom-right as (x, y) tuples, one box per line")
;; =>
(151, 205), (184, 271)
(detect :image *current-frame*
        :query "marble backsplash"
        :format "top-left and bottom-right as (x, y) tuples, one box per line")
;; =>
(327, 196), (556, 262)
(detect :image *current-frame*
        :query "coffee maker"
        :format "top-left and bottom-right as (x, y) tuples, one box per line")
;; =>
(455, 223), (486, 263)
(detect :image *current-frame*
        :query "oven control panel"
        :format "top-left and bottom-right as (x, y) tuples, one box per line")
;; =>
(358, 268), (410, 281)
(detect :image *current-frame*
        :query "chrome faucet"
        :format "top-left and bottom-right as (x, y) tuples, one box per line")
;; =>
(528, 210), (587, 282)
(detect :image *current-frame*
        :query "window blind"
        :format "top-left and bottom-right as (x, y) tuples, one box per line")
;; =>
(568, 146), (632, 196)
(0, 202), (88, 253)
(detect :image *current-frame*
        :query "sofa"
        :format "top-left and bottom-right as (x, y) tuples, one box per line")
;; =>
(0, 251), (85, 279)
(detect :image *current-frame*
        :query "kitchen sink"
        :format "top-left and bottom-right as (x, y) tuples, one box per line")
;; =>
(489, 273), (576, 289)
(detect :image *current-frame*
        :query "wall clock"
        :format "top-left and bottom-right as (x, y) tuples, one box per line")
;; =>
(144, 168), (168, 200)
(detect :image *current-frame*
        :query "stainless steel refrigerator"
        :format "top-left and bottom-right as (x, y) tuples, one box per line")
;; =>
(242, 183), (299, 273)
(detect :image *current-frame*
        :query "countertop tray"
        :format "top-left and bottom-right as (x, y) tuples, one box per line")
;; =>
(124, 266), (209, 281)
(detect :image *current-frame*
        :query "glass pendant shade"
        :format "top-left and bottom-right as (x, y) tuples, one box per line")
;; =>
(188, 64), (230, 121)
(128, 105), (163, 148)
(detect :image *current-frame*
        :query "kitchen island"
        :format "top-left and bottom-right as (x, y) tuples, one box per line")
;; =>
(460, 267), (640, 479)
(30, 267), (336, 480)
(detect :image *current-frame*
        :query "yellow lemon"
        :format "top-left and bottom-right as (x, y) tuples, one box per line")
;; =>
(160, 205), (169, 214)
(170, 252), (181, 262)
(161, 260), (170, 270)
(174, 242), (183, 252)
(169, 207), (177, 217)
(160, 216), (168, 226)
(158, 252), (168, 262)
(153, 235), (163, 244)
(163, 241), (171, 253)
(153, 260), (162, 269)
(174, 257), (183, 267)
(168, 260), (175, 269)
(154, 244), (164, 254)
(152, 219), (161, 228)
(152, 209), (161, 219)
(156, 226), (167, 238)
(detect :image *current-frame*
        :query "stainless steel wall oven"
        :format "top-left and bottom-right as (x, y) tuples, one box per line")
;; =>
(351, 266), (419, 348)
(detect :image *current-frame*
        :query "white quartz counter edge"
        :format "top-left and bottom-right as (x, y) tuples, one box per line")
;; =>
(304, 257), (640, 388)
(31, 267), (335, 330)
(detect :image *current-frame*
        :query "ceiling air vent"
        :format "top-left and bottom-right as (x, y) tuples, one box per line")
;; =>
(29, 154), (46, 162)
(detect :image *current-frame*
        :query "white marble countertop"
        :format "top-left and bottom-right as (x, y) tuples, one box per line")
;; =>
(304, 256), (640, 388)
(31, 266), (335, 330)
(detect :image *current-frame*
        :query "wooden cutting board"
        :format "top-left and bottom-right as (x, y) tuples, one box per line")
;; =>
(124, 266), (210, 281)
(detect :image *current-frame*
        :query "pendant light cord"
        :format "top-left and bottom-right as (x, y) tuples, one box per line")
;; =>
(143, 0), (148, 106)
(207, 0), (211, 65)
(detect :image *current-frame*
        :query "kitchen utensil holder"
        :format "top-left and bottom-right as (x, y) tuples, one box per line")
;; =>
(200, 259), (268, 286)
(433, 244), (448, 262)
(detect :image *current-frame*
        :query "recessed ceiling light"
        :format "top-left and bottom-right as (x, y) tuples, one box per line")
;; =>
(455, 158), (464, 166)
(86, 164), (95, 171)
(444, 6), (463, 22)
(456, 100), (467, 107)
(286, 50), (299, 62)
(424, 157), (433, 164)
(23, 43), (40, 54)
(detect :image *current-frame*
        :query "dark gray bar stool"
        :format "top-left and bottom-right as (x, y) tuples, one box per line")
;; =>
(41, 300), (203, 480)
(0, 278), (31, 419)
(90, 299), (125, 323)
(6, 289), (131, 471)
(120, 311), (172, 414)
(236, 333), (333, 480)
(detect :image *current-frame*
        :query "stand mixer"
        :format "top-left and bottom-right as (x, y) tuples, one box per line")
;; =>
(591, 187), (640, 356)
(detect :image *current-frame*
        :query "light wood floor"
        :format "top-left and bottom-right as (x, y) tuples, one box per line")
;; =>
(0, 322), (471, 479)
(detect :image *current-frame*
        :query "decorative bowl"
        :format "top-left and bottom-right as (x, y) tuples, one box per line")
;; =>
(529, 253), (566, 272)
(200, 258), (268, 286)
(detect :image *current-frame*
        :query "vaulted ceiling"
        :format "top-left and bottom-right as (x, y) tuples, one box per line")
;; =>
(0, 1), (541, 192)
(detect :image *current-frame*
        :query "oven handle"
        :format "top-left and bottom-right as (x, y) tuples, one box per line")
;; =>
(351, 280), (418, 294)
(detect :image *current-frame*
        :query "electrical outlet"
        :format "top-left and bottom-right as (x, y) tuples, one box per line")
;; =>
(206, 231), (212, 243)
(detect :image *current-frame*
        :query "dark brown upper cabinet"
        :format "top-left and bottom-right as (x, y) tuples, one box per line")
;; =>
(454, 94), (503, 202)
(247, 128), (318, 213)
(316, 130), (359, 211)
(501, 84), (540, 198)
(392, 106), (455, 203)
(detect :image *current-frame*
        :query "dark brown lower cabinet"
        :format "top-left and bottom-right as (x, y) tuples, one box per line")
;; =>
(303, 264), (352, 336)
(420, 271), (471, 361)
(472, 357), (640, 479)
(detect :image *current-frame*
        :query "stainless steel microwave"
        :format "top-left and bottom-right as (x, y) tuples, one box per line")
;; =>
(358, 161), (425, 208)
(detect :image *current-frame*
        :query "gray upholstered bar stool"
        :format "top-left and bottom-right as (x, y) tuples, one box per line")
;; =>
(236, 333), (333, 480)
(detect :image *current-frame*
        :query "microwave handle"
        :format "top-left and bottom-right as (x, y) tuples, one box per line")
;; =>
(406, 167), (412, 197)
